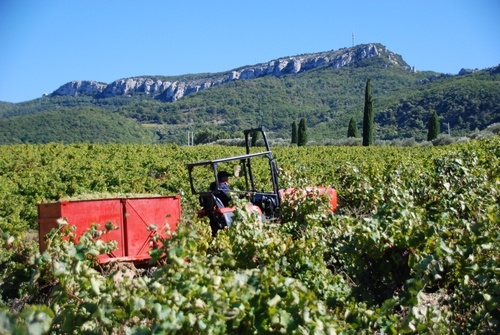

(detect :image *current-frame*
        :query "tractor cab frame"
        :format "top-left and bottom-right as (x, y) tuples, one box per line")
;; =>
(187, 127), (281, 235)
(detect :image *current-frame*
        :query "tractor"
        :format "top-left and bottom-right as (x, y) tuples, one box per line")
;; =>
(187, 126), (337, 236)
(36, 127), (336, 265)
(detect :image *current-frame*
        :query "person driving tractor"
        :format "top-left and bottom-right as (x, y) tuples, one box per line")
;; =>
(210, 171), (232, 207)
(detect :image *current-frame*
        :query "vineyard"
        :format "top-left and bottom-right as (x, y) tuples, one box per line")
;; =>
(0, 137), (499, 334)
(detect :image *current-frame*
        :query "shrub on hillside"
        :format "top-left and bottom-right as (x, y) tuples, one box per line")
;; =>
(486, 122), (500, 134)
(322, 138), (362, 146)
(432, 134), (470, 146)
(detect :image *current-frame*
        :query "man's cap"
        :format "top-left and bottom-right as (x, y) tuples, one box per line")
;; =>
(217, 171), (231, 179)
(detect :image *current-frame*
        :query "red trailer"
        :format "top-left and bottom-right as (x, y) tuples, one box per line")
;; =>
(37, 196), (181, 264)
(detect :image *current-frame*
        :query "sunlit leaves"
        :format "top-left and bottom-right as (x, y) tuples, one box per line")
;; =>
(0, 136), (499, 333)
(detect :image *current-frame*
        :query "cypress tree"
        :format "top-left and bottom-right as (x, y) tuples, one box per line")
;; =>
(427, 110), (440, 141)
(251, 131), (260, 146)
(362, 79), (374, 146)
(291, 121), (298, 144)
(347, 116), (359, 138)
(297, 118), (308, 147)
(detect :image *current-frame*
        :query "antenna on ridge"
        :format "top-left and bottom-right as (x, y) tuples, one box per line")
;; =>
(352, 31), (355, 47)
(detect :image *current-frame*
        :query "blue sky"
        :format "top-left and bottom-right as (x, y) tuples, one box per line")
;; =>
(1, 0), (499, 103)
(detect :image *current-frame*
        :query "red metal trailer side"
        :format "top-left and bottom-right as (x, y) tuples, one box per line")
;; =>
(37, 195), (181, 264)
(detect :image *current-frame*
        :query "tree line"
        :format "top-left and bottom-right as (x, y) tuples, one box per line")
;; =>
(2, 62), (498, 145)
(295, 78), (443, 146)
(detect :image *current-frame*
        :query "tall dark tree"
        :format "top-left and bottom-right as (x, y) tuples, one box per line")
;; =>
(297, 118), (308, 147)
(362, 79), (374, 146)
(291, 121), (298, 144)
(251, 131), (260, 146)
(427, 110), (440, 141)
(347, 116), (359, 138)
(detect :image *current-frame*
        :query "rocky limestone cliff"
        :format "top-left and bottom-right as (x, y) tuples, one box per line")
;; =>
(53, 80), (107, 96)
(52, 44), (412, 102)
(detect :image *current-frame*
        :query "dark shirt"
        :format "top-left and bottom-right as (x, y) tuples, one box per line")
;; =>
(218, 182), (230, 196)
(210, 181), (232, 207)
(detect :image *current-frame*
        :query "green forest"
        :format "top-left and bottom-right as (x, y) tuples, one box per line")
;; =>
(1, 44), (499, 145)
(0, 107), (156, 144)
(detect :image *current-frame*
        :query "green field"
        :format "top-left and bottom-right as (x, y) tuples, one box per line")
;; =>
(1, 137), (499, 333)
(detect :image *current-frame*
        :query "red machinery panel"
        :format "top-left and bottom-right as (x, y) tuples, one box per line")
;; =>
(123, 196), (182, 261)
(37, 199), (124, 263)
(37, 196), (181, 264)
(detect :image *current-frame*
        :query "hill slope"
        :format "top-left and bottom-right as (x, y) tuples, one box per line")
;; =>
(0, 43), (499, 144)
(0, 107), (156, 144)
(375, 69), (500, 138)
(49, 43), (412, 102)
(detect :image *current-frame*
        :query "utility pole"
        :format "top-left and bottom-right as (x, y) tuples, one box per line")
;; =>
(352, 31), (355, 47)
(447, 123), (450, 136)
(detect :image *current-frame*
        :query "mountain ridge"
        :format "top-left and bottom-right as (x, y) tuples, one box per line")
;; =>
(52, 43), (414, 102)
(1, 43), (499, 145)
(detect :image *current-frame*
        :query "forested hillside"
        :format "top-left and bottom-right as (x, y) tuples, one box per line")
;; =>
(0, 95), (150, 118)
(0, 44), (498, 144)
(375, 69), (500, 139)
(0, 107), (156, 144)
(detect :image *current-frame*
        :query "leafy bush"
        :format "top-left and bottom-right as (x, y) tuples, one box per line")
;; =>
(486, 122), (500, 134)
(0, 137), (499, 333)
(432, 134), (463, 146)
(322, 137), (363, 146)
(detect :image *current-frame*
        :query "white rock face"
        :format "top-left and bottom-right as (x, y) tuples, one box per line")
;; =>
(52, 44), (409, 102)
(332, 44), (380, 68)
(100, 78), (172, 97)
(53, 80), (107, 96)
(458, 68), (476, 75)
